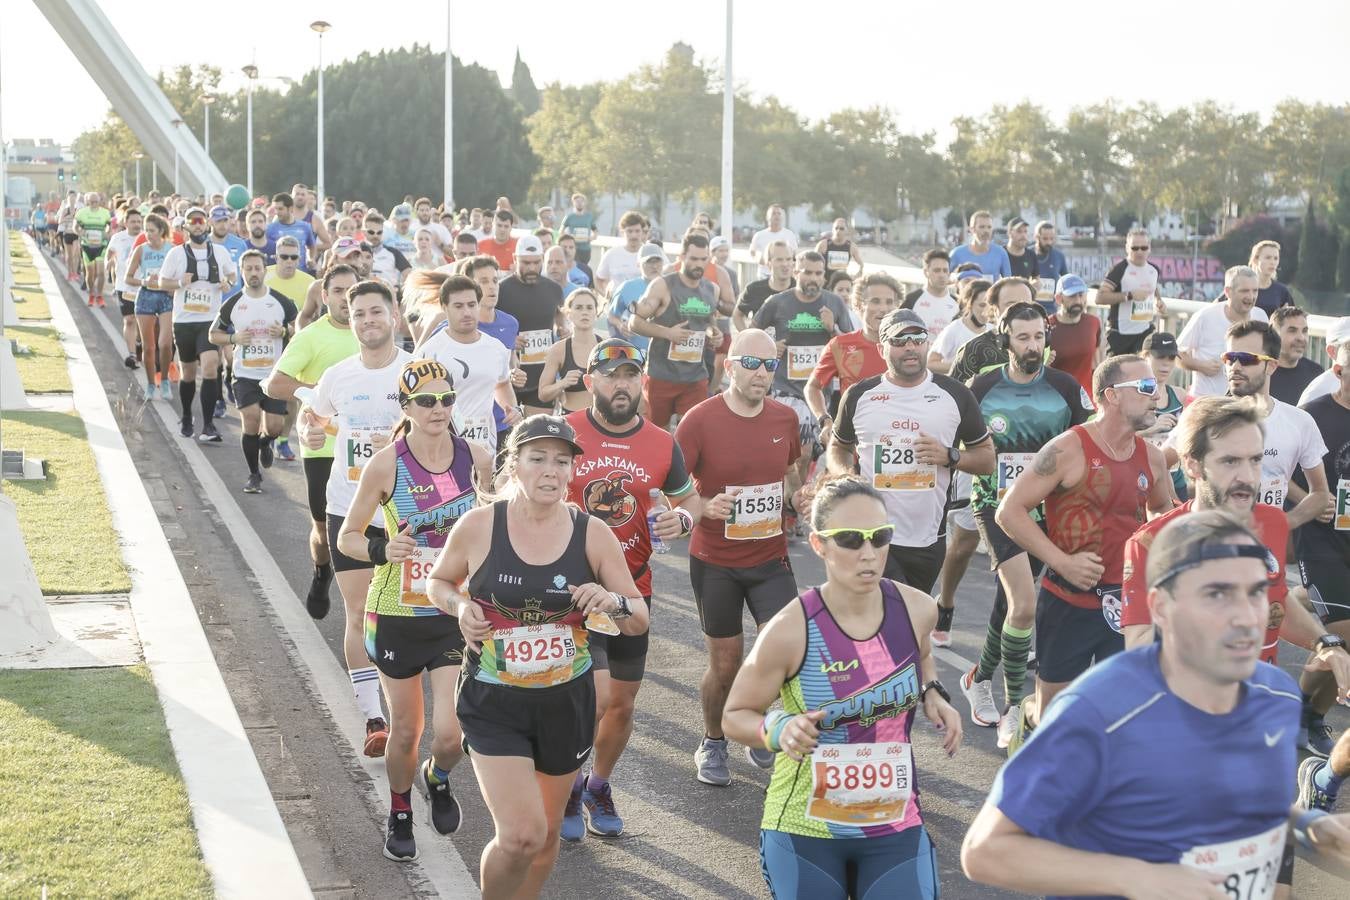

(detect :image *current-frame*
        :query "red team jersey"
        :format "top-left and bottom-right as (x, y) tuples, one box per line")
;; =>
(1122, 500), (1289, 664)
(566, 409), (692, 597)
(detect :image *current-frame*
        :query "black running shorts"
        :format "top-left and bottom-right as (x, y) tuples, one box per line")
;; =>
(364, 612), (464, 679)
(457, 671), (595, 776)
(690, 556), (796, 639)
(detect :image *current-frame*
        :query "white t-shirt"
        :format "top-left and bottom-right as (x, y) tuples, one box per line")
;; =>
(910, 291), (959, 342)
(1298, 369), (1338, 406)
(310, 348), (413, 519)
(1176, 303), (1269, 397)
(158, 242), (238, 324)
(419, 330), (512, 452)
(211, 289), (298, 382)
(596, 246), (641, 291)
(750, 227), (800, 276)
(933, 318), (987, 363)
(1115, 262), (1160, 336)
(106, 231), (136, 294)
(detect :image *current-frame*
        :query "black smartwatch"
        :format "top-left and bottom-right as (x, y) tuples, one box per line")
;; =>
(920, 680), (950, 703)
(946, 447), (961, 468)
(1314, 634), (1347, 652)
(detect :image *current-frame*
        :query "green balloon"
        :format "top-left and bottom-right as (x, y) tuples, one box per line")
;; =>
(225, 184), (251, 211)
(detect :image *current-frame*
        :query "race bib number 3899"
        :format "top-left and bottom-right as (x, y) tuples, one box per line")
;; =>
(806, 741), (912, 827)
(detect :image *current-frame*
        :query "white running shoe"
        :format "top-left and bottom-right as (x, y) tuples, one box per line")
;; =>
(996, 710), (1016, 749)
(959, 667), (999, 727)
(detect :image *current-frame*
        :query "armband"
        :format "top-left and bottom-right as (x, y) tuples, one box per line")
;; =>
(367, 535), (390, 566)
(1293, 808), (1329, 852)
(761, 709), (791, 753)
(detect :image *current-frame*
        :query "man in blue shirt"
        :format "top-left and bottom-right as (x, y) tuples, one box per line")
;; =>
(265, 192), (317, 272)
(210, 205), (249, 296)
(962, 509), (1350, 900)
(949, 210), (1011, 279)
(1034, 220), (1070, 310)
(607, 244), (666, 352)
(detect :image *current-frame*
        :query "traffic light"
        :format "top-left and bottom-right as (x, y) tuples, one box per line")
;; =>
(57, 167), (64, 182)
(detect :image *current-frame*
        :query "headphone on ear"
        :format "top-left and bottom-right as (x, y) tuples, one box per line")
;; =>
(997, 302), (1048, 352)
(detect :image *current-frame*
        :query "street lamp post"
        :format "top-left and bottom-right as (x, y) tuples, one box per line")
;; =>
(720, 0), (734, 241)
(170, 118), (183, 194)
(443, 2), (452, 211)
(122, 164), (128, 196)
(310, 20), (331, 205)
(242, 64), (257, 196)
(202, 93), (216, 159)
(133, 151), (143, 196)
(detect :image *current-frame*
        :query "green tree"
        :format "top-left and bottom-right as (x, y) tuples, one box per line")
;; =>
(1265, 100), (1350, 207)
(510, 49), (540, 117)
(978, 102), (1065, 212)
(1296, 201), (1338, 291)
(1054, 103), (1126, 236)
(526, 84), (602, 206)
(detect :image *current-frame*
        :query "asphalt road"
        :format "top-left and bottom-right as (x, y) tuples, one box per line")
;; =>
(65, 270), (1350, 900)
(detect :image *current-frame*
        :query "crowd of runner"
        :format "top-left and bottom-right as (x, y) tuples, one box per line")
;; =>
(27, 189), (1350, 898)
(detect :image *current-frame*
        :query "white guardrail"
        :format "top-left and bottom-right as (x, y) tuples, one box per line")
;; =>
(585, 234), (1338, 386)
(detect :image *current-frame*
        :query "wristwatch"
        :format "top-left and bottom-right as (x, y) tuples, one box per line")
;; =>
(920, 680), (951, 703)
(946, 447), (961, 468)
(1314, 634), (1347, 652)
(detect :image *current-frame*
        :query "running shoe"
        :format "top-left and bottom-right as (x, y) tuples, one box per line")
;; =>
(694, 737), (731, 786)
(745, 745), (775, 769)
(1297, 756), (1337, 812)
(561, 778), (585, 842)
(168, 361), (180, 383)
(123, 354), (138, 370)
(364, 718), (389, 758)
(198, 424), (222, 444)
(277, 440), (297, 462)
(996, 708), (1017, 750)
(159, 381), (173, 401)
(259, 440), (274, 469)
(414, 759), (463, 835)
(1006, 696), (1034, 757)
(87, 295), (96, 308)
(242, 473), (263, 494)
(383, 811), (417, 862)
(180, 419), (193, 439)
(582, 779), (624, 837)
(306, 567), (332, 619)
(95, 295), (106, 308)
(214, 399), (227, 419)
(929, 629), (952, 648)
(1305, 717), (1335, 758)
(959, 666), (999, 727)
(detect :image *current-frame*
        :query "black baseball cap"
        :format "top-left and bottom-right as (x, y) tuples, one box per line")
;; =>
(1141, 332), (1178, 357)
(586, 338), (645, 374)
(878, 309), (928, 342)
(508, 415), (584, 456)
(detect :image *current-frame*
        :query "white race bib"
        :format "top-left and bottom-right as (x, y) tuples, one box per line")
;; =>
(827, 250), (849, 270)
(667, 331), (706, 364)
(997, 452), (1036, 501)
(344, 427), (379, 484)
(725, 482), (784, 541)
(1037, 277), (1056, 301)
(494, 623), (578, 687)
(238, 331), (279, 369)
(399, 545), (438, 608)
(454, 412), (494, 448)
(520, 329), (553, 366)
(1336, 478), (1350, 531)
(1180, 823), (1286, 900)
(806, 742), (912, 827)
(872, 434), (936, 491)
(788, 345), (824, 382)
(568, 226), (592, 242)
(1129, 297), (1155, 322)
(84, 228), (104, 246)
(1258, 477), (1286, 509)
(183, 284), (214, 314)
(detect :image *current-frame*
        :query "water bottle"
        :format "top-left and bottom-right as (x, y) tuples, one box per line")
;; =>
(647, 488), (669, 554)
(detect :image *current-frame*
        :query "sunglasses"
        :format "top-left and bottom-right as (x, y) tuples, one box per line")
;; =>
(815, 524), (895, 550)
(278, 253), (300, 261)
(1221, 351), (1278, 367)
(1129, 245), (1150, 251)
(592, 344), (646, 366)
(885, 333), (928, 347)
(732, 355), (780, 372)
(405, 391), (456, 408)
(186, 217), (207, 226)
(1110, 378), (1158, 396)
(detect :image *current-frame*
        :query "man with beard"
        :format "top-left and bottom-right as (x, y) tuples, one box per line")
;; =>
(561, 339), (702, 839)
(265, 192), (318, 273)
(1047, 273), (1102, 397)
(242, 207), (276, 265)
(996, 354), (1174, 750)
(949, 277), (1039, 384)
(1269, 306), (1323, 406)
(1032, 221), (1068, 311)
(495, 235), (565, 416)
(960, 303), (1094, 750)
(629, 232), (723, 430)
(1004, 217), (1039, 281)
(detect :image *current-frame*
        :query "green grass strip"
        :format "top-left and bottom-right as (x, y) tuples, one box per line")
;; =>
(9, 325), (70, 393)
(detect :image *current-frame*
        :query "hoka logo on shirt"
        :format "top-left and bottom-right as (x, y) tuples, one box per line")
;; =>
(787, 311), (826, 333)
(818, 662), (919, 730)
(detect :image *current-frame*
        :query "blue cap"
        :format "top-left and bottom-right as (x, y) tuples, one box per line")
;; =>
(955, 268), (986, 282)
(1056, 273), (1088, 296)
(209, 205), (231, 221)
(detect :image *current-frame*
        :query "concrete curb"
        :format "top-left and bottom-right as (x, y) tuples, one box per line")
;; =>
(29, 235), (313, 899)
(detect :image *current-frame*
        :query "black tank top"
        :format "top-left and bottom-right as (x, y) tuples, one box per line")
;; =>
(561, 337), (588, 393)
(466, 501), (596, 687)
(823, 240), (852, 271)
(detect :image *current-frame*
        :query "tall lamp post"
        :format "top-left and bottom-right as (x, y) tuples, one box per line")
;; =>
(241, 64), (257, 196)
(170, 118), (183, 194)
(133, 151), (143, 197)
(720, 0), (734, 242)
(443, 1), (453, 211)
(202, 93), (216, 159)
(310, 20), (332, 206)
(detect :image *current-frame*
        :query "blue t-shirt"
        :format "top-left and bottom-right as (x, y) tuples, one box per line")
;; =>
(950, 243), (1012, 279)
(215, 234), (250, 295)
(265, 220), (317, 271)
(990, 644), (1298, 900)
(568, 264), (591, 287)
(608, 277), (651, 351)
(1035, 247), (1069, 282)
(480, 311), (520, 431)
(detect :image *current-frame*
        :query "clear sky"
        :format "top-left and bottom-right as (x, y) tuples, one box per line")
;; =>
(4, 0), (1349, 146)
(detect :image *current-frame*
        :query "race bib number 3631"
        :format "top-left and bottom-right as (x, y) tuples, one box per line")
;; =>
(873, 434), (936, 491)
(1180, 823), (1285, 900)
(806, 742), (912, 827)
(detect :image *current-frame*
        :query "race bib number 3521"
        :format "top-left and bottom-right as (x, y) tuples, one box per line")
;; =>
(806, 742), (912, 827)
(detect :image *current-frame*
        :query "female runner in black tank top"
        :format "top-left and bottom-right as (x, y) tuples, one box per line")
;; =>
(538, 288), (600, 413)
(427, 415), (646, 899)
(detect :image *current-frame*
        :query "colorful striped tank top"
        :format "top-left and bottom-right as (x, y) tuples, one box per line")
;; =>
(762, 580), (924, 839)
(366, 435), (476, 617)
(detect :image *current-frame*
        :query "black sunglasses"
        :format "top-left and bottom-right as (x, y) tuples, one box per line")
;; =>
(278, 253), (300, 261)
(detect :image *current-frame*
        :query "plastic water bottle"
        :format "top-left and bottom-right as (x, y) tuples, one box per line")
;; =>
(647, 488), (669, 554)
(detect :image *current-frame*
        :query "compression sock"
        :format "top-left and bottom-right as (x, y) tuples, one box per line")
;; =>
(975, 614), (1002, 683)
(1000, 623), (1034, 707)
(587, 773), (609, 792)
(200, 376), (220, 425)
(241, 433), (260, 475)
(390, 788), (412, 815)
(179, 380), (196, 421)
(350, 667), (384, 721)
(935, 605), (955, 632)
(426, 761), (452, 785)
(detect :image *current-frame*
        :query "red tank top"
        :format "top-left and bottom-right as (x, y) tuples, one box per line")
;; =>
(1044, 424), (1152, 610)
